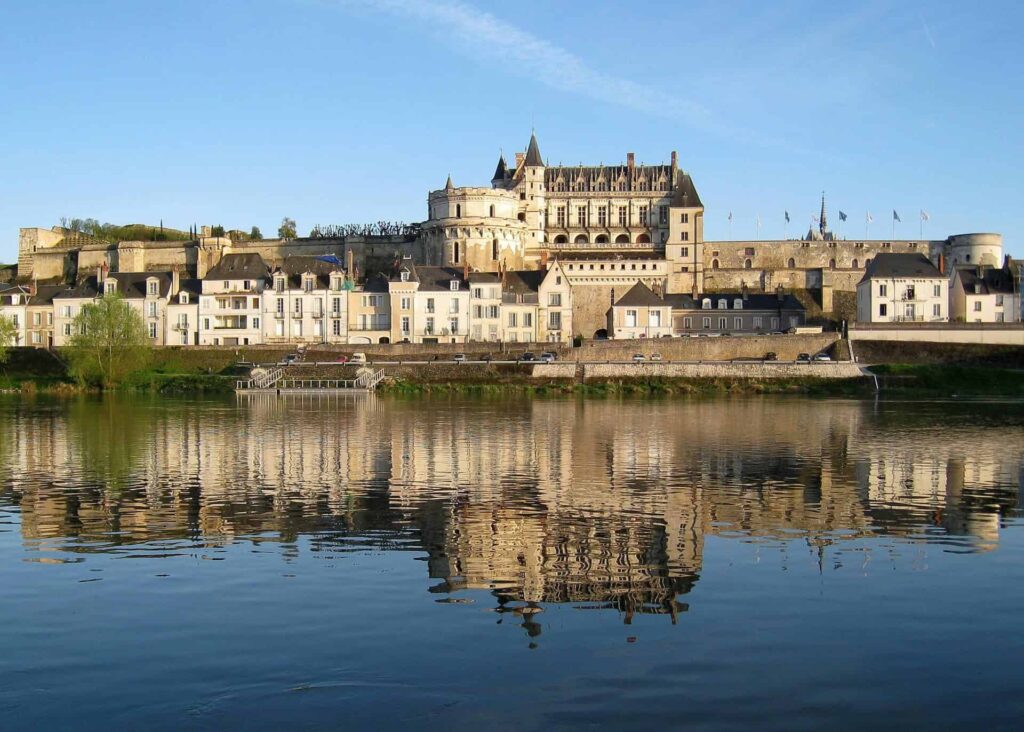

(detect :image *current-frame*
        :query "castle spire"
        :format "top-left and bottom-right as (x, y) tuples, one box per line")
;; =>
(445, 174), (454, 191)
(819, 191), (828, 236)
(491, 152), (508, 183)
(524, 132), (543, 167)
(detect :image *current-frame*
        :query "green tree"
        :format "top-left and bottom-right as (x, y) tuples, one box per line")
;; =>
(0, 314), (18, 364)
(65, 293), (151, 388)
(278, 217), (297, 239)
(211, 224), (225, 237)
(249, 226), (263, 240)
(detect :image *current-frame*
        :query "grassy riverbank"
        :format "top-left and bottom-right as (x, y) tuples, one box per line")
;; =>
(867, 364), (1024, 396)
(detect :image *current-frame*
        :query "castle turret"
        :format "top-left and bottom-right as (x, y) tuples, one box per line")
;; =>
(491, 154), (508, 188)
(519, 132), (547, 266)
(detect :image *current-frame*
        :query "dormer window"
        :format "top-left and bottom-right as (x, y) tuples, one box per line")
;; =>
(105, 281), (116, 295)
(147, 281), (158, 296)
(303, 276), (313, 293)
(702, 298), (711, 310)
(400, 270), (409, 282)
(718, 299), (728, 309)
(734, 299), (743, 309)
(275, 276), (285, 293)
(450, 280), (460, 291)
(179, 292), (189, 305)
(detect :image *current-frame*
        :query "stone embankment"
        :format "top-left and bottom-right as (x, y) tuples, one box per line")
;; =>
(534, 362), (863, 380)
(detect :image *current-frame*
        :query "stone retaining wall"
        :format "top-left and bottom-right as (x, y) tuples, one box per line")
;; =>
(577, 333), (839, 361)
(579, 362), (863, 380)
(850, 326), (1024, 345)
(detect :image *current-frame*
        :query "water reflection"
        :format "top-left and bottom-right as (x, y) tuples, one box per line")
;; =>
(1, 395), (1021, 631)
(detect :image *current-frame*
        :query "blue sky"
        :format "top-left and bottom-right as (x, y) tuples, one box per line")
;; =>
(1, 0), (1022, 261)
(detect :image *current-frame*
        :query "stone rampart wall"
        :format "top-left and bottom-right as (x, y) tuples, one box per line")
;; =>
(576, 333), (839, 361)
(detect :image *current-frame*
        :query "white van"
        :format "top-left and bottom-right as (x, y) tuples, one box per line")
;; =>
(350, 353), (367, 365)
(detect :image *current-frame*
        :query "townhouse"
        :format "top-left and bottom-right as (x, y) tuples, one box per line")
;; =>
(856, 253), (948, 324)
(263, 255), (349, 345)
(0, 284), (30, 346)
(198, 254), (267, 346)
(950, 263), (1020, 323)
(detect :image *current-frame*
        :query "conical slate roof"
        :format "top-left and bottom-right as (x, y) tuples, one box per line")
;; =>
(524, 133), (543, 166)
(444, 174), (455, 191)
(491, 154), (508, 181)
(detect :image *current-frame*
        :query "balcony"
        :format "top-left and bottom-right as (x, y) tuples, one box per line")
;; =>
(312, 311), (324, 319)
(173, 323), (189, 331)
(274, 311), (285, 319)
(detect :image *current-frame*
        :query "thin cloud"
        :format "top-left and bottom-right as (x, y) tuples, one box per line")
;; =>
(340, 0), (715, 130)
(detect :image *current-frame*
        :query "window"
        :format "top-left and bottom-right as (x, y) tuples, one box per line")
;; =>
(64, 323), (71, 336)
(243, 280), (251, 290)
(852, 259), (859, 269)
(148, 281), (157, 296)
(450, 317), (459, 334)
(276, 298), (284, 314)
(181, 332), (188, 345)
(331, 297), (341, 314)
(492, 240), (499, 260)
(548, 293), (562, 307)
(489, 205), (495, 217)
(933, 284), (941, 297)
(712, 259), (719, 270)
(401, 316), (410, 334)
(450, 280), (460, 292)
(933, 304), (941, 317)
(626, 309), (637, 327)
(788, 258), (796, 269)
(681, 247), (689, 257)
(294, 298), (302, 315)
(456, 204), (461, 217)
(508, 312), (517, 327)
(651, 310), (661, 327)
(996, 295), (1004, 306)
(771, 317), (779, 329)
(148, 323), (157, 339)
(681, 231), (689, 241)
(733, 299), (743, 309)
(223, 281), (229, 289)
(618, 206), (627, 226)
(905, 286), (916, 301)
(203, 318), (210, 330)
(148, 302), (157, 317)
(33, 312), (40, 326)
(973, 301), (982, 312)
(638, 206), (648, 225)
(556, 206), (566, 226)
(523, 313), (532, 327)
(450, 298), (460, 313)
(718, 317), (727, 329)
(753, 316), (762, 328)
(333, 320), (342, 336)
(879, 304), (887, 317)
(487, 305), (499, 318)
(598, 206), (607, 226)
(879, 284), (888, 297)
(427, 298), (435, 313)
(702, 317), (711, 329)
(105, 281), (115, 295)
(681, 213), (689, 223)
(253, 317), (259, 329)
(659, 206), (668, 225)
(548, 312), (561, 330)
(453, 242), (460, 264)
(275, 278), (284, 293)
(702, 299), (711, 310)
(577, 206), (587, 226)
(683, 317), (692, 329)
(180, 293), (189, 305)
(718, 299), (727, 309)
(744, 259), (752, 269)
(734, 317), (742, 330)
(425, 317), (434, 334)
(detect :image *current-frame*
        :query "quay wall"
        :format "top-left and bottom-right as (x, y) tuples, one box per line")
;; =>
(571, 362), (863, 380)
(849, 326), (1024, 345)
(576, 334), (840, 362)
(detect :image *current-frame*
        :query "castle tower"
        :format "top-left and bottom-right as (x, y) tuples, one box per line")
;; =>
(491, 154), (509, 188)
(519, 132), (547, 267)
(819, 192), (828, 238)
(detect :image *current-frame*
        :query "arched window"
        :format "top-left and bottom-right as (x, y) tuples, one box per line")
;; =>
(965, 254), (971, 263)
(595, 234), (609, 243)
(574, 234), (589, 244)
(829, 258), (836, 270)
(744, 258), (752, 269)
(489, 205), (495, 217)
(712, 259), (719, 270)
(453, 241), (460, 264)
(852, 258), (859, 268)
(492, 239), (499, 260)
(554, 234), (568, 244)
(456, 204), (461, 218)
(517, 212), (526, 222)
(614, 234), (630, 244)
(636, 233), (651, 244)
(787, 258), (796, 269)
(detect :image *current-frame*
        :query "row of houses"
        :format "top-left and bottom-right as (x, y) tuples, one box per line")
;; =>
(855, 253), (1021, 324)
(0, 254), (573, 348)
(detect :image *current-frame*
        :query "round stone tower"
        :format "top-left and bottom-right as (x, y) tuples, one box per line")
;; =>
(946, 233), (1003, 268)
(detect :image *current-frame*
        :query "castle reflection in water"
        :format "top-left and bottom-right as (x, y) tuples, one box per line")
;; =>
(2, 396), (1021, 626)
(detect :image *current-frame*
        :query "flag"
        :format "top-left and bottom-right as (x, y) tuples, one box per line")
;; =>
(839, 211), (848, 222)
(728, 212), (733, 222)
(893, 210), (901, 222)
(866, 212), (873, 224)
(785, 211), (790, 223)
(920, 210), (930, 221)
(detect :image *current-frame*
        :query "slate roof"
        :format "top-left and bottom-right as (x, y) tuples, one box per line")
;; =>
(28, 284), (66, 306)
(524, 133), (543, 167)
(274, 255), (346, 288)
(54, 272), (174, 299)
(671, 173), (703, 208)
(956, 266), (1017, 295)
(492, 154), (508, 181)
(205, 253), (269, 281)
(613, 281), (664, 307)
(413, 266), (469, 291)
(859, 253), (942, 283)
(468, 272), (501, 284)
(362, 274), (390, 293)
(673, 292), (806, 311)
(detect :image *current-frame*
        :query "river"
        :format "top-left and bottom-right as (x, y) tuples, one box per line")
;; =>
(1, 394), (1022, 730)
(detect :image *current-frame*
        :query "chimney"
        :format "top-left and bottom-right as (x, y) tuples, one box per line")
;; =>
(171, 267), (180, 296)
(626, 152), (635, 169)
(346, 249), (355, 282)
(670, 151), (677, 169)
(539, 250), (549, 269)
(776, 285), (785, 303)
(742, 284), (749, 300)
(515, 152), (525, 169)
(96, 266), (103, 285)
(463, 259), (469, 282)
(938, 253), (945, 275)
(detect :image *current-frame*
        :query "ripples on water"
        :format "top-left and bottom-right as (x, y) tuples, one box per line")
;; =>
(0, 394), (1022, 730)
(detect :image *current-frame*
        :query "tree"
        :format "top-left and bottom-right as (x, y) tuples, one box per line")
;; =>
(65, 293), (151, 388)
(211, 225), (225, 237)
(0, 314), (18, 364)
(250, 226), (263, 241)
(278, 217), (297, 239)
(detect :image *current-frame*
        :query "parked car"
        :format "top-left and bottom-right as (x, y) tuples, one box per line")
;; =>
(350, 353), (367, 365)
(650, 353), (663, 362)
(520, 352), (537, 362)
(282, 353), (299, 365)
(453, 353), (467, 363)
(812, 353), (832, 362)
(482, 353), (493, 363)
(335, 355), (349, 364)
(763, 352), (777, 361)
(632, 353), (646, 363)
(796, 353), (811, 363)
(540, 351), (557, 363)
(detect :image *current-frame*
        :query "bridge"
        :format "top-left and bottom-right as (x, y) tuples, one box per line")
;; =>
(236, 367), (386, 393)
